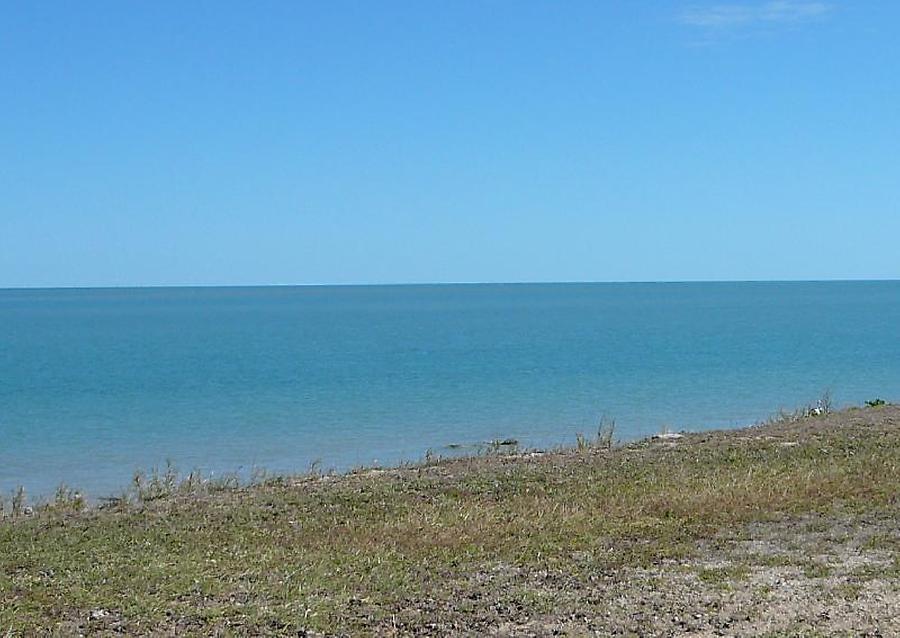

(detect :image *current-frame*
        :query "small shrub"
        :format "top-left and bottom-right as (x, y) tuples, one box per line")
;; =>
(815, 390), (833, 415)
(575, 432), (588, 451)
(50, 484), (85, 513)
(763, 391), (836, 425)
(597, 415), (616, 450)
(132, 460), (180, 502)
(865, 398), (887, 407)
(11, 486), (26, 518)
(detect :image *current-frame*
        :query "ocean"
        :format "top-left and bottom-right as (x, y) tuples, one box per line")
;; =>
(2, 281), (899, 498)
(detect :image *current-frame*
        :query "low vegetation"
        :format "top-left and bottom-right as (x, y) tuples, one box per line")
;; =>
(1, 404), (898, 635)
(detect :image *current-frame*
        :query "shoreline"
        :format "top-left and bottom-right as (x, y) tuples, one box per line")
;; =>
(2, 393), (868, 506)
(2, 402), (898, 634)
(0, 397), (888, 507)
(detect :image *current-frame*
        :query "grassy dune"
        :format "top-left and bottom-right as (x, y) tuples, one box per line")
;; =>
(1, 405), (899, 636)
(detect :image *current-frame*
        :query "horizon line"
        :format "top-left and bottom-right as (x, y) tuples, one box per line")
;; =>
(2, 277), (899, 292)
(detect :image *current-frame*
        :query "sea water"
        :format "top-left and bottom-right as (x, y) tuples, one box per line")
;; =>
(2, 281), (899, 498)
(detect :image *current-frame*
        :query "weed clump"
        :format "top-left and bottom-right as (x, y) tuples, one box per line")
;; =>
(762, 391), (835, 426)
(11, 486), (27, 518)
(575, 432), (588, 450)
(49, 484), (85, 514)
(597, 415), (616, 450)
(576, 415), (616, 451)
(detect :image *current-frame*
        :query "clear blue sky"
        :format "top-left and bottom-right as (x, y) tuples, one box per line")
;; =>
(2, 1), (898, 287)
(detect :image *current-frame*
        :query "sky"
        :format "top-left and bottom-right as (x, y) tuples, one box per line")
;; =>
(1, 1), (898, 287)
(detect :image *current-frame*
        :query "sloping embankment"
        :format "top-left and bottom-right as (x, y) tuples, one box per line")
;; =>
(1, 405), (899, 635)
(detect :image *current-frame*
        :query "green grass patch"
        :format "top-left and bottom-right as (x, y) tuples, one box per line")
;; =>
(1, 406), (899, 634)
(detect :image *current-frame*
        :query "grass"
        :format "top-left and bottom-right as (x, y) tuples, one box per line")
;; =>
(696, 564), (751, 587)
(1, 404), (898, 635)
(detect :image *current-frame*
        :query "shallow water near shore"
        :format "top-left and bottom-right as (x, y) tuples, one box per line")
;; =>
(2, 281), (899, 498)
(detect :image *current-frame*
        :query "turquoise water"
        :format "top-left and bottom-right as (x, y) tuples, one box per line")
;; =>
(2, 281), (899, 498)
